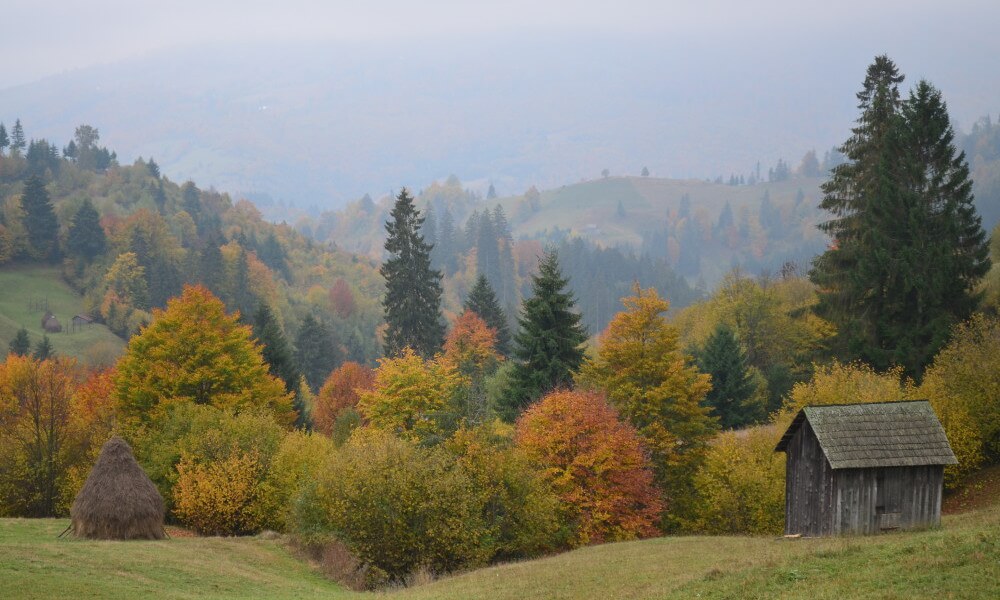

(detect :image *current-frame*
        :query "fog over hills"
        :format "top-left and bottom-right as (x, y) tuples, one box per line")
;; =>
(2, 3), (998, 209)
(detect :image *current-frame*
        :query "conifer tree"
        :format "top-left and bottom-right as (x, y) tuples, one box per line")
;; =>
(253, 304), (307, 427)
(0, 123), (8, 155)
(33, 335), (54, 360)
(8, 328), (30, 356)
(501, 249), (587, 420)
(696, 323), (758, 429)
(67, 199), (106, 260)
(464, 274), (511, 356)
(295, 313), (340, 392)
(487, 182), (497, 199)
(381, 188), (444, 358)
(10, 119), (26, 154)
(812, 57), (990, 376)
(19, 175), (59, 260)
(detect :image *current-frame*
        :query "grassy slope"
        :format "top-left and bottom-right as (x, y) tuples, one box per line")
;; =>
(0, 265), (124, 366)
(2, 501), (997, 599)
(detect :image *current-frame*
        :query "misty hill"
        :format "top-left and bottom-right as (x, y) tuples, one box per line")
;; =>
(3, 32), (998, 210)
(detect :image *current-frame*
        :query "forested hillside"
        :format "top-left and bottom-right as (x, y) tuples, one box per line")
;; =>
(0, 121), (384, 378)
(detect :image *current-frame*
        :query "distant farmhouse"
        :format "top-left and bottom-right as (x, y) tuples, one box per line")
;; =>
(775, 401), (957, 536)
(41, 311), (62, 333)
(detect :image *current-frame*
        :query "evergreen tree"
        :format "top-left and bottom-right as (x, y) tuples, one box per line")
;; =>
(19, 175), (59, 260)
(811, 55), (904, 361)
(258, 232), (290, 280)
(641, 166), (650, 177)
(253, 304), (307, 427)
(487, 182), (497, 199)
(696, 324), (759, 429)
(381, 188), (445, 358)
(492, 205), (518, 317)
(502, 249), (588, 420)
(0, 123), (8, 155)
(10, 119), (26, 154)
(33, 335), (54, 360)
(147, 157), (160, 178)
(811, 57), (990, 376)
(437, 207), (457, 274)
(464, 274), (511, 356)
(295, 313), (340, 392)
(197, 235), (227, 301)
(476, 209), (501, 291)
(153, 180), (167, 212)
(8, 328), (30, 356)
(231, 247), (255, 317)
(67, 198), (106, 260)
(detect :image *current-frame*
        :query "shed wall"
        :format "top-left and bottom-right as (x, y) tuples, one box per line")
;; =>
(784, 421), (835, 536)
(832, 465), (943, 535)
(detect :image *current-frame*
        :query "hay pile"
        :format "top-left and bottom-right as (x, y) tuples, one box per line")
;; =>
(70, 436), (166, 540)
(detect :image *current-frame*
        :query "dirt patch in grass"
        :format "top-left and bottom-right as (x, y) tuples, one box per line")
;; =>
(943, 464), (1000, 515)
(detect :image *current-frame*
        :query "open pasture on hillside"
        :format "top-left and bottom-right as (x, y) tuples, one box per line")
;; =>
(0, 266), (124, 366)
(2, 499), (997, 600)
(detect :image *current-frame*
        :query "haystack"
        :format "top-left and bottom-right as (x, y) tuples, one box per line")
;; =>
(70, 436), (166, 540)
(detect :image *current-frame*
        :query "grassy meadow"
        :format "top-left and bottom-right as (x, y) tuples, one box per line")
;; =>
(2, 497), (997, 599)
(0, 265), (124, 366)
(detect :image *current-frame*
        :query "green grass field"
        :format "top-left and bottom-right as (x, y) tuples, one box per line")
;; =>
(2, 499), (997, 599)
(0, 265), (124, 366)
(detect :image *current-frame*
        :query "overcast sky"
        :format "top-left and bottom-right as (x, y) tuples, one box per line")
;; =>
(6, 0), (999, 88)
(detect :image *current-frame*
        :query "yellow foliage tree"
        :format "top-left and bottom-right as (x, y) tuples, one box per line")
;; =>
(579, 285), (715, 528)
(113, 284), (294, 426)
(357, 348), (460, 443)
(173, 450), (276, 535)
(687, 425), (785, 534)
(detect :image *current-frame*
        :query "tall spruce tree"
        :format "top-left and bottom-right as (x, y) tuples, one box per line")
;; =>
(295, 313), (340, 392)
(20, 175), (59, 260)
(253, 304), (307, 427)
(67, 198), (106, 260)
(381, 188), (445, 358)
(501, 249), (588, 420)
(696, 324), (759, 429)
(464, 274), (511, 356)
(10, 119), (26, 154)
(812, 57), (990, 376)
(8, 328), (30, 356)
(0, 123), (8, 155)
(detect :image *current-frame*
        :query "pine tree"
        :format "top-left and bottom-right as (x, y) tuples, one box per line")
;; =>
(295, 313), (340, 392)
(19, 175), (59, 260)
(381, 188), (445, 358)
(502, 249), (588, 420)
(811, 57), (990, 376)
(0, 123), (8, 155)
(8, 328), (30, 356)
(252, 304), (307, 427)
(811, 55), (904, 361)
(33, 335), (54, 360)
(464, 274), (511, 356)
(67, 199), (106, 260)
(10, 119), (26, 154)
(696, 324), (759, 429)
(855, 81), (990, 375)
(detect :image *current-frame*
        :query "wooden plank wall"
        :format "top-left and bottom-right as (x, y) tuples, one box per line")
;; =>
(784, 421), (835, 535)
(832, 465), (944, 534)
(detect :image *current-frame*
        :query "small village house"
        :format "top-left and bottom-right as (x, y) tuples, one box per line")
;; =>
(775, 401), (957, 536)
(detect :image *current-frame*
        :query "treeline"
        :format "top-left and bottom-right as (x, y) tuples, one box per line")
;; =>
(0, 121), (385, 411)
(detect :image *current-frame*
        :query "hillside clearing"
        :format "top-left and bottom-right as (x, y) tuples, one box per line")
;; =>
(0, 265), (124, 366)
(2, 500), (997, 599)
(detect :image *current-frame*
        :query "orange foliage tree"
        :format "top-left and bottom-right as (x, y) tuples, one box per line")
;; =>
(515, 389), (662, 546)
(442, 310), (502, 423)
(113, 284), (294, 426)
(579, 285), (715, 528)
(313, 361), (375, 436)
(329, 277), (356, 319)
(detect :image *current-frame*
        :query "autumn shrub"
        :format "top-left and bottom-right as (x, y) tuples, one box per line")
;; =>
(444, 423), (564, 559)
(515, 390), (663, 546)
(290, 429), (490, 586)
(313, 362), (374, 435)
(266, 431), (334, 530)
(918, 314), (1000, 486)
(686, 426), (785, 535)
(173, 450), (276, 535)
(127, 403), (284, 528)
(357, 349), (461, 443)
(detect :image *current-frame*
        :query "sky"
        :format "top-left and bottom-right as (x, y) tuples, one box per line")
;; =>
(3, 1), (999, 206)
(6, 0), (996, 89)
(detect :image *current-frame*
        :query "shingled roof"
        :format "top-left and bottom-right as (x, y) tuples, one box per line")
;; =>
(775, 400), (958, 469)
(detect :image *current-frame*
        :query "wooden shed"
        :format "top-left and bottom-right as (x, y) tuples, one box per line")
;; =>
(775, 401), (957, 536)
